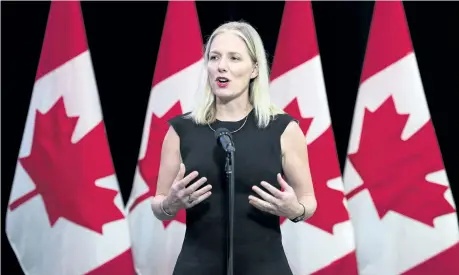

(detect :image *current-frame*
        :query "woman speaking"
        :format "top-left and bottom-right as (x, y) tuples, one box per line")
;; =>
(150, 21), (317, 275)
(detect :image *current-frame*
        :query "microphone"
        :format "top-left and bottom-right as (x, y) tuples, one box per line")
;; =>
(215, 127), (235, 275)
(215, 128), (235, 153)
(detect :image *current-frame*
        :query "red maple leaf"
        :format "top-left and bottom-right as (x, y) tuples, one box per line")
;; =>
(9, 97), (124, 234)
(130, 102), (186, 228)
(346, 96), (455, 226)
(280, 98), (349, 233)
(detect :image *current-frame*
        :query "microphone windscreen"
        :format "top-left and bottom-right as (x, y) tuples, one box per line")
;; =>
(214, 127), (232, 140)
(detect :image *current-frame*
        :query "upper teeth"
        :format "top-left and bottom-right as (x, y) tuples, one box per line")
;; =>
(218, 78), (228, 82)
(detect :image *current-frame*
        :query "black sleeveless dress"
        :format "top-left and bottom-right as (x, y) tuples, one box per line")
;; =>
(169, 110), (296, 275)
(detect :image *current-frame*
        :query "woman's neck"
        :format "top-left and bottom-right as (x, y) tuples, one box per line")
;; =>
(215, 96), (252, 122)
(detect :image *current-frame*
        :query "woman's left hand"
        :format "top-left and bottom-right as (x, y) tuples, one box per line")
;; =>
(249, 173), (304, 219)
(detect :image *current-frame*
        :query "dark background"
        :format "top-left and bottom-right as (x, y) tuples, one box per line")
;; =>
(2, 1), (458, 274)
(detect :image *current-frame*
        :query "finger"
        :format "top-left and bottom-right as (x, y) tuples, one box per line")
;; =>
(175, 163), (186, 181)
(187, 191), (212, 208)
(184, 177), (208, 195)
(249, 195), (276, 214)
(190, 184), (212, 197)
(277, 173), (292, 191)
(260, 181), (284, 198)
(177, 171), (200, 188)
(252, 185), (277, 204)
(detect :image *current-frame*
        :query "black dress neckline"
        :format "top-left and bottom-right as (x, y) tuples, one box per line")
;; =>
(214, 109), (254, 123)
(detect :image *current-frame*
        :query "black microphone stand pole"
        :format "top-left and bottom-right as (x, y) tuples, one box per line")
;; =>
(225, 150), (235, 275)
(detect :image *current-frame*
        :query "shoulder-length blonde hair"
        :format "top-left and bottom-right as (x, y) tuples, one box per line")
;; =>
(187, 21), (284, 128)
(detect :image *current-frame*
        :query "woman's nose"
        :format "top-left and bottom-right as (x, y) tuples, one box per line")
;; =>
(217, 58), (228, 72)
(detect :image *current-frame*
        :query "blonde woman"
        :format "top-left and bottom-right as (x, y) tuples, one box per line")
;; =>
(151, 21), (317, 275)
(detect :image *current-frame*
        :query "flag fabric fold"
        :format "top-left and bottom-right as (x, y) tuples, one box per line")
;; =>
(125, 1), (205, 274)
(343, 1), (459, 274)
(270, 1), (358, 274)
(5, 1), (136, 274)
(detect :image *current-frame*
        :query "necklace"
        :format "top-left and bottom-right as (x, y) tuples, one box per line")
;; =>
(207, 113), (249, 134)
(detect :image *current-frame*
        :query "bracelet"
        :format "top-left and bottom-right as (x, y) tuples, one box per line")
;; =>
(289, 202), (306, 223)
(299, 202), (306, 216)
(160, 200), (174, 216)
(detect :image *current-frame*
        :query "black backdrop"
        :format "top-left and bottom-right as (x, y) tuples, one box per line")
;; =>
(2, 1), (459, 274)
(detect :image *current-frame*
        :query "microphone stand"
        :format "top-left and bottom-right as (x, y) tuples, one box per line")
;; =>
(225, 150), (235, 275)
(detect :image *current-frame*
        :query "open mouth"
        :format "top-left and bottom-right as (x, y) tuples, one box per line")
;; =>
(216, 77), (230, 87)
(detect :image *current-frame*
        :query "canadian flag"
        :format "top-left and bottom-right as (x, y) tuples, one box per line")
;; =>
(125, 1), (205, 274)
(4, 1), (136, 274)
(269, 1), (358, 274)
(343, 1), (459, 274)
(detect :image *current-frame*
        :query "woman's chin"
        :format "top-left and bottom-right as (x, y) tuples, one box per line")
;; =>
(213, 89), (236, 100)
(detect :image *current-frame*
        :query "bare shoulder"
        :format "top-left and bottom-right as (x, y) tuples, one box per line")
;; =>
(163, 125), (180, 146)
(156, 126), (182, 196)
(281, 120), (307, 154)
(161, 125), (181, 164)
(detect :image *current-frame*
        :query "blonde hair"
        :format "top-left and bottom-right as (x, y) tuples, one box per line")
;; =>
(187, 21), (284, 128)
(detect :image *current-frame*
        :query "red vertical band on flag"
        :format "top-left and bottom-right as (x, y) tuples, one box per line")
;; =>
(152, 1), (203, 86)
(360, 0), (413, 83)
(36, 1), (88, 80)
(270, 0), (318, 80)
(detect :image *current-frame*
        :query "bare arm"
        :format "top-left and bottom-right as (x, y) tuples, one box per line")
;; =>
(281, 121), (317, 220)
(151, 125), (212, 220)
(151, 126), (181, 220)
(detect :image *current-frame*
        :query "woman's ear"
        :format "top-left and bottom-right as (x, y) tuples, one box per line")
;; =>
(251, 63), (259, 79)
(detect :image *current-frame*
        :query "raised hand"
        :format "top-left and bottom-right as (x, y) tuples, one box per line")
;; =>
(162, 163), (212, 215)
(249, 173), (304, 219)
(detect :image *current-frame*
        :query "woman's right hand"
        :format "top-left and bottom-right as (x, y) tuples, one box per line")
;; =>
(162, 163), (212, 215)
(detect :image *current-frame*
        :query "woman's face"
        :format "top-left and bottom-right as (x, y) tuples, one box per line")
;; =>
(207, 32), (258, 102)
